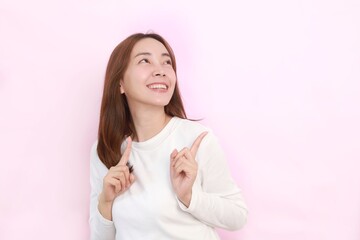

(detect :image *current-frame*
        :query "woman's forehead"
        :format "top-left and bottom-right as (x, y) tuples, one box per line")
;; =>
(131, 38), (169, 56)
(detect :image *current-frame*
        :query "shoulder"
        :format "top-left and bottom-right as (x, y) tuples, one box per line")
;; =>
(90, 140), (108, 173)
(173, 117), (220, 148)
(174, 117), (211, 134)
(90, 140), (98, 157)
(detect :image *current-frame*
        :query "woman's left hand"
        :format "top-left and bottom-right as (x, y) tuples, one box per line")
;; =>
(170, 132), (208, 207)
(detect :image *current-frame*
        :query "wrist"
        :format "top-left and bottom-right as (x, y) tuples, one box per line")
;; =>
(98, 192), (113, 205)
(178, 192), (192, 208)
(98, 193), (114, 220)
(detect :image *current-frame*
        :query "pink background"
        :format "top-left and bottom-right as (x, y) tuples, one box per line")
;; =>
(1, 0), (360, 239)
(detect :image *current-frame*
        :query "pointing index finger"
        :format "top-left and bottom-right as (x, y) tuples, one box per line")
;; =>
(190, 131), (208, 156)
(118, 136), (132, 166)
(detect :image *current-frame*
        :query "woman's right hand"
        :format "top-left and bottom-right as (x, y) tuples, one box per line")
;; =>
(98, 137), (135, 220)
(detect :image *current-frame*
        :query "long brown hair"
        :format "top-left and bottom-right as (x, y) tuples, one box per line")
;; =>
(97, 33), (187, 169)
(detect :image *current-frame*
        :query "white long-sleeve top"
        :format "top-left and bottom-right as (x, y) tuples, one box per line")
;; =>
(89, 117), (247, 240)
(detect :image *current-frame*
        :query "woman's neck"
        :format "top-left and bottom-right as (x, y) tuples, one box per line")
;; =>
(129, 106), (171, 142)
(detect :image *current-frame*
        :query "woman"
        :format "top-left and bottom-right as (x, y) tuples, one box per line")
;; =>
(90, 33), (248, 240)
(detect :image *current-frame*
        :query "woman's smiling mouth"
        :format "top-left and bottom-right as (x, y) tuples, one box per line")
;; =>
(147, 83), (168, 90)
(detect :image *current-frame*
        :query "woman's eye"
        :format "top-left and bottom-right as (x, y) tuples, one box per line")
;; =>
(139, 59), (149, 64)
(165, 60), (172, 65)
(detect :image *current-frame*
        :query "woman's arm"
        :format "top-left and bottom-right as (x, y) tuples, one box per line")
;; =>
(89, 142), (116, 240)
(177, 132), (248, 230)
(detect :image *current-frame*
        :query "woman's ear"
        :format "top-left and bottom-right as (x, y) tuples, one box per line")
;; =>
(119, 80), (125, 94)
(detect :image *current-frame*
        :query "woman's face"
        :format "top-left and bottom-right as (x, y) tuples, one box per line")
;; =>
(120, 38), (176, 110)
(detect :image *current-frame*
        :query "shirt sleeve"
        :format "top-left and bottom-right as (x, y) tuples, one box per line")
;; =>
(89, 142), (116, 240)
(177, 132), (248, 230)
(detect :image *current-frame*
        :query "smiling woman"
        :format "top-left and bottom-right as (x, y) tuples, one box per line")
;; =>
(89, 32), (248, 240)
(120, 38), (177, 113)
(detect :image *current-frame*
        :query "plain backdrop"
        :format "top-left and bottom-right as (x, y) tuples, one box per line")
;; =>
(1, 0), (359, 239)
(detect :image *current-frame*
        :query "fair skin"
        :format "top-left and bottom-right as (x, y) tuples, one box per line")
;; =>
(98, 38), (207, 220)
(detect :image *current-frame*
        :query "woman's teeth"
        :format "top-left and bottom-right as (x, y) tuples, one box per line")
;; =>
(148, 84), (167, 89)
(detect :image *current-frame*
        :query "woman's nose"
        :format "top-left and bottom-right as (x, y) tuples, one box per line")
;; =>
(153, 65), (166, 77)
(154, 72), (166, 77)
